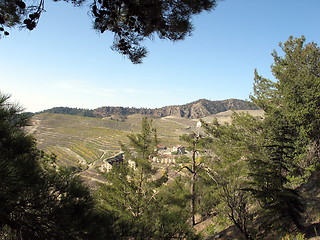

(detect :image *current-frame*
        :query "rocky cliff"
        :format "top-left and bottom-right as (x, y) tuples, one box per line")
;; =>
(39, 99), (258, 119)
(93, 99), (258, 119)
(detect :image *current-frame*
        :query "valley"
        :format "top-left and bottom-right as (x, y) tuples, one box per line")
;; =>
(28, 109), (263, 186)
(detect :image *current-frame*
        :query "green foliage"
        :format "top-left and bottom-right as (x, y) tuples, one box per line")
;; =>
(247, 110), (305, 231)
(250, 69), (280, 111)
(0, 92), (110, 239)
(38, 106), (96, 117)
(178, 132), (214, 225)
(1, 0), (217, 63)
(91, 0), (217, 63)
(201, 113), (259, 240)
(247, 36), (320, 232)
(98, 117), (196, 239)
(151, 178), (198, 240)
(125, 117), (159, 168)
(281, 232), (306, 240)
(200, 36), (320, 237)
(252, 36), (320, 173)
(201, 113), (263, 162)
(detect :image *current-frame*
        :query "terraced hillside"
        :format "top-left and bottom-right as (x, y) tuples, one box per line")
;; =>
(28, 110), (264, 186)
(28, 113), (200, 185)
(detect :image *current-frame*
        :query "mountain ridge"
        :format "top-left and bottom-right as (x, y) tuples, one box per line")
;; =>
(38, 98), (259, 119)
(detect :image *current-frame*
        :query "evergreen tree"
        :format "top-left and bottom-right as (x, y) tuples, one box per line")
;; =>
(0, 0), (218, 63)
(248, 36), (320, 231)
(178, 132), (212, 226)
(201, 114), (261, 240)
(98, 117), (196, 239)
(150, 176), (199, 240)
(251, 36), (320, 172)
(247, 109), (305, 231)
(0, 92), (108, 239)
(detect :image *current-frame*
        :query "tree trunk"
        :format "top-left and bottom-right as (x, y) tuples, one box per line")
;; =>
(191, 148), (197, 226)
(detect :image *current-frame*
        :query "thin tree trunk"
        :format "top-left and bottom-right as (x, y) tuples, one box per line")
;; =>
(191, 148), (197, 226)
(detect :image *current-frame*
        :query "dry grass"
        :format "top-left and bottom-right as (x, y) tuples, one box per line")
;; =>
(27, 110), (263, 185)
(203, 109), (264, 124)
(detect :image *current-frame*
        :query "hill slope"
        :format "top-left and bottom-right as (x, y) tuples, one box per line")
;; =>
(29, 104), (263, 186)
(28, 113), (199, 185)
(39, 99), (258, 119)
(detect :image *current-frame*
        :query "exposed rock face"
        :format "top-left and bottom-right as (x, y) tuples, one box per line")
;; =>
(39, 99), (258, 119)
(93, 99), (258, 119)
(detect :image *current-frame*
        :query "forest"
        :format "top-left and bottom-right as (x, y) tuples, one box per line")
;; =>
(1, 36), (320, 240)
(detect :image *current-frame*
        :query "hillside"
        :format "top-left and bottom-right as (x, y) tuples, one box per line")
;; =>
(28, 113), (198, 185)
(29, 109), (320, 239)
(28, 109), (263, 186)
(38, 98), (258, 119)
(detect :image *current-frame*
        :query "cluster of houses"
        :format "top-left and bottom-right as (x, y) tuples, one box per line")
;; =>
(99, 144), (186, 173)
(151, 144), (186, 164)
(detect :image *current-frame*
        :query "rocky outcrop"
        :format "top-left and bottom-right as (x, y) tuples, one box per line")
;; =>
(93, 99), (258, 119)
(39, 99), (258, 119)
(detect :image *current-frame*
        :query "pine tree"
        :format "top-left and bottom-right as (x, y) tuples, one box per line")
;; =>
(98, 117), (196, 239)
(251, 36), (320, 172)
(0, 0), (218, 63)
(246, 36), (320, 232)
(178, 132), (212, 226)
(0, 92), (106, 239)
(201, 114), (260, 240)
(247, 109), (305, 231)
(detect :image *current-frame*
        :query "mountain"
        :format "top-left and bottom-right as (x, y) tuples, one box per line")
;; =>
(39, 99), (258, 119)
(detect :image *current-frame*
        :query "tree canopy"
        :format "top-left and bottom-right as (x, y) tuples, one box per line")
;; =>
(97, 117), (197, 239)
(0, 92), (114, 239)
(0, 0), (218, 63)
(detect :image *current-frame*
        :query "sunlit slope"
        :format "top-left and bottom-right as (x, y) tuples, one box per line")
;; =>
(30, 110), (264, 166)
(29, 113), (198, 166)
(30, 113), (129, 166)
(28, 110), (263, 185)
(203, 109), (264, 124)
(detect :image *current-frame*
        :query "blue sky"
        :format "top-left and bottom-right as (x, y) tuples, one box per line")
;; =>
(1, 0), (320, 112)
